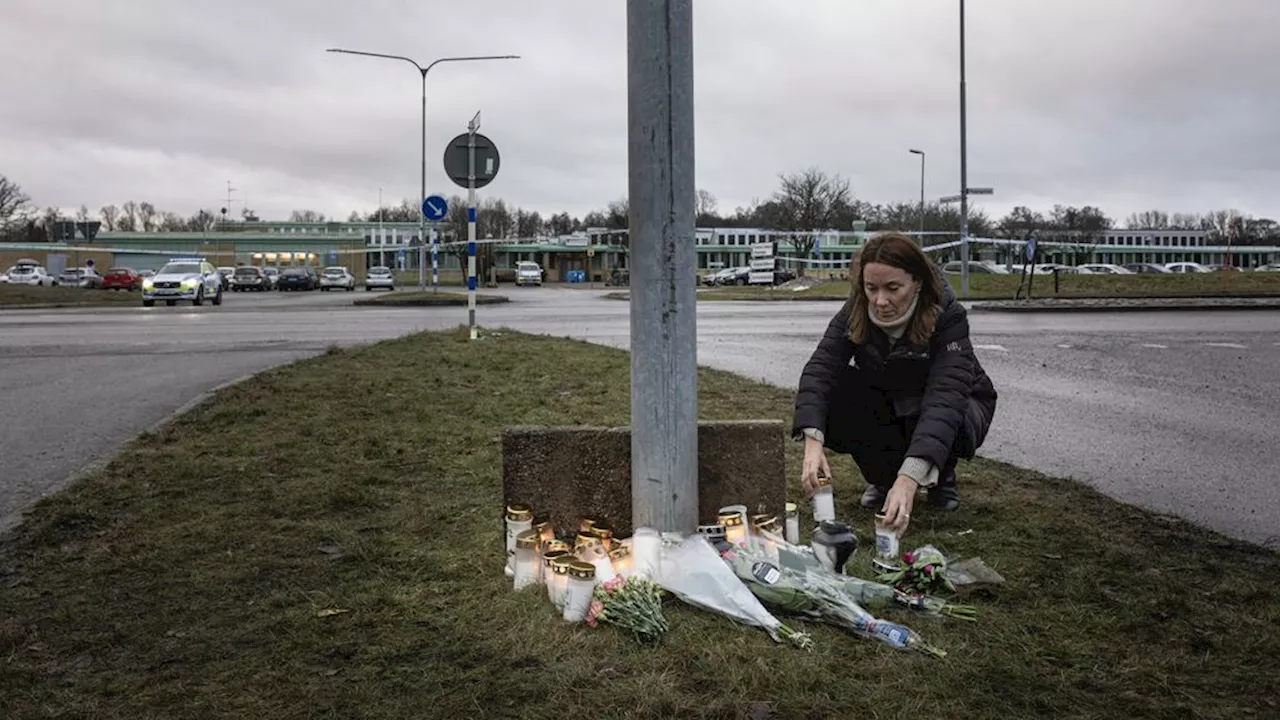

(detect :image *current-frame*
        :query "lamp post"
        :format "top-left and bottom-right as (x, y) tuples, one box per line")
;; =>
(326, 48), (519, 289)
(908, 149), (925, 241)
(958, 0), (971, 297)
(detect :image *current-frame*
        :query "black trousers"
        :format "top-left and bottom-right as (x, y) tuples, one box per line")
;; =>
(839, 387), (962, 490)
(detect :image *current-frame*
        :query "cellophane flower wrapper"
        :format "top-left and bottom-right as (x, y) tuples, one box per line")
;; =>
(658, 535), (812, 650)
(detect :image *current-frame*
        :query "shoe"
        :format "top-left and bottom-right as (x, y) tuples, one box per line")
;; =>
(927, 483), (960, 511)
(860, 484), (889, 510)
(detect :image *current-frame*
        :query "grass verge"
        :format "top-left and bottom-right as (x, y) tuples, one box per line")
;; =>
(352, 290), (509, 307)
(696, 272), (1280, 301)
(0, 285), (142, 308)
(1, 329), (1277, 719)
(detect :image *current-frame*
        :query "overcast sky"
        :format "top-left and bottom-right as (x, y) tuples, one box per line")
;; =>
(3, 0), (1279, 225)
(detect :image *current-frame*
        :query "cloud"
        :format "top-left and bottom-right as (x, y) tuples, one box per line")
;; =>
(2, 0), (1278, 225)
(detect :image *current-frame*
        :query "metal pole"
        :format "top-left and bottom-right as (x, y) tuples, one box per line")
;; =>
(467, 116), (478, 340)
(419, 69), (427, 291)
(627, 0), (698, 534)
(431, 226), (439, 292)
(910, 148), (925, 240)
(959, 0), (970, 298)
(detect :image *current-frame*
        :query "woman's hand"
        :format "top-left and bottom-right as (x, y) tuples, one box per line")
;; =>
(881, 474), (918, 536)
(800, 438), (831, 498)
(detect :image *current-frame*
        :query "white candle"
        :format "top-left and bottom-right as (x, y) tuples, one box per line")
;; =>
(785, 502), (800, 545)
(631, 527), (661, 580)
(562, 561), (597, 622)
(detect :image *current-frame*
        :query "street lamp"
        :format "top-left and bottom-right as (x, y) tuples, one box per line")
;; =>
(326, 48), (520, 289)
(908, 149), (925, 241)
(958, 0), (971, 297)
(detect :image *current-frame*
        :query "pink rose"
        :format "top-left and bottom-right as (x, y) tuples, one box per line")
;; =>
(902, 552), (916, 565)
(603, 577), (624, 593)
(589, 599), (604, 618)
(923, 564), (935, 575)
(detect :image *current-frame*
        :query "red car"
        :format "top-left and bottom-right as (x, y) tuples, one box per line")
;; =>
(101, 267), (143, 291)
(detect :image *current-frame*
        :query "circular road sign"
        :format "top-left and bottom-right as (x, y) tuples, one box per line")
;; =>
(443, 133), (500, 189)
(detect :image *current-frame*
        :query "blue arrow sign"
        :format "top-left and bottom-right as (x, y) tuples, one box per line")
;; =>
(422, 195), (448, 222)
(1026, 238), (1037, 261)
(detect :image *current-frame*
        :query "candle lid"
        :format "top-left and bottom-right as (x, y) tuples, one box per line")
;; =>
(544, 539), (571, 554)
(543, 549), (570, 565)
(785, 502), (798, 514)
(515, 529), (541, 549)
(608, 545), (631, 560)
(568, 560), (596, 580)
(815, 475), (831, 488)
(550, 555), (575, 573)
(578, 518), (597, 533)
(506, 503), (533, 521)
(718, 512), (743, 527)
(589, 523), (613, 540)
(575, 534), (603, 550)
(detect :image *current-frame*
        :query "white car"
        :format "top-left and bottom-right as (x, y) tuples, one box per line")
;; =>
(1077, 263), (1134, 275)
(1164, 262), (1212, 274)
(941, 260), (1009, 275)
(142, 258), (224, 307)
(515, 261), (543, 286)
(1255, 263), (1280, 272)
(364, 266), (395, 291)
(319, 266), (356, 291)
(6, 265), (58, 286)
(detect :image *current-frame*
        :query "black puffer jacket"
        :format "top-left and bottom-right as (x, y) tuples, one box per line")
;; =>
(792, 281), (997, 469)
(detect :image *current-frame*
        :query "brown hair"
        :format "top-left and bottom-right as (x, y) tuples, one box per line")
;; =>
(847, 232), (943, 346)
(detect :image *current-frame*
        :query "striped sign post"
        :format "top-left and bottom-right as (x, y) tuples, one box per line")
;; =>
(443, 112), (500, 342)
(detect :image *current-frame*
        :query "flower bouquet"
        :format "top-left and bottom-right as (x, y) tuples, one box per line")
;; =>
(659, 535), (813, 650)
(802, 567), (949, 659)
(876, 545), (956, 596)
(585, 575), (669, 644)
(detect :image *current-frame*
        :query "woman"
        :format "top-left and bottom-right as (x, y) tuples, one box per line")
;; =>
(792, 233), (997, 537)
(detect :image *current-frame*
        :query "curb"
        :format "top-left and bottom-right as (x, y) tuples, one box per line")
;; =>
(973, 301), (1280, 313)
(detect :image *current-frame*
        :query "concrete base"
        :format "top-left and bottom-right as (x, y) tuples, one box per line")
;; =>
(501, 420), (786, 538)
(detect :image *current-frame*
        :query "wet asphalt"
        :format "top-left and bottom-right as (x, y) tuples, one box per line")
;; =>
(1, 287), (1277, 546)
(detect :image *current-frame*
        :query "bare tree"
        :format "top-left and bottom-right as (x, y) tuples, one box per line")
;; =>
(158, 212), (185, 231)
(76, 204), (91, 223)
(0, 175), (32, 231)
(1124, 209), (1170, 229)
(138, 202), (157, 232)
(696, 189), (720, 225)
(770, 168), (854, 273)
(289, 209), (326, 223)
(99, 204), (120, 231)
(120, 201), (139, 232)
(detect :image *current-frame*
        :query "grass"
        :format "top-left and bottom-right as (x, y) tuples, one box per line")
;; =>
(695, 271), (1280, 301)
(352, 290), (509, 307)
(0, 284), (143, 308)
(2, 329), (1278, 719)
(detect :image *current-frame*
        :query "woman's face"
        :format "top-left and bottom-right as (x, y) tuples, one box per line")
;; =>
(863, 262), (919, 322)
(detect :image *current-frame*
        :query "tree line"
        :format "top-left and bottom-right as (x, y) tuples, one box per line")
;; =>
(2, 170), (1276, 252)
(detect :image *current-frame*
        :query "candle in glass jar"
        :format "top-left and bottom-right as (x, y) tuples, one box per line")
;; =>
(534, 517), (555, 546)
(543, 538), (571, 555)
(513, 529), (542, 590)
(784, 502), (800, 545)
(578, 518), (597, 535)
(811, 476), (836, 523)
(609, 544), (632, 577)
(719, 511), (747, 547)
(562, 561), (597, 622)
(630, 526), (661, 580)
(547, 554), (574, 609)
(577, 537), (616, 583)
(588, 523), (614, 552)
(505, 504), (534, 576)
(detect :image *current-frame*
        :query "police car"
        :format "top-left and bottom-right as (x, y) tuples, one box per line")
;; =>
(141, 258), (225, 307)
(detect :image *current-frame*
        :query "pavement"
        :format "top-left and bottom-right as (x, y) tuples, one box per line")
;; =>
(975, 296), (1280, 312)
(1, 286), (1277, 547)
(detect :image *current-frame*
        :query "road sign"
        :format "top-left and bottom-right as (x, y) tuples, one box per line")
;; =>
(748, 271), (776, 285)
(422, 195), (448, 221)
(939, 194), (963, 204)
(443, 132), (501, 189)
(1026, 238), (1037, 261)
(968, 187), (995, 195)
(750, 258), (776, 271)
(751, 243), (774, 259)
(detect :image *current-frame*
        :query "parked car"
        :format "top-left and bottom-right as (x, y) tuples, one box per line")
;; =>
(319, 266), (356, 291)
(364, 266), (395, 291)
(276, 267), (317, 291)
(1254, 263), (1280, 272)
(58, 267), (104, 288)
(701, 267), (736, 286)
(101, 267), (143, 291)
(6, 265), (57, 286)
(941, 260), (1009, 275)
(1164, 262), (1212, 274)
(261, 266), (279, 288)
(1030, 263), (1067, 275)
(515, 261), (544, 287)
(231, 266), (272, 291)
(137, 269), (156, 279)
(216, 266), (236, 290)
(1204, 264), (1246, 273)
(1123, 262), (1171, 274)
(772, 268), (798, 285)
(1077, 263), (1134, 275)
(142, 258), (224, 307)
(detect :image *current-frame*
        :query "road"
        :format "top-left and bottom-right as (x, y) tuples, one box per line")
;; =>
(1, 287), (1277, 546)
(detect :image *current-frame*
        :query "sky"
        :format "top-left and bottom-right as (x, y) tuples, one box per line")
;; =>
(3, 0), (1280, 226)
